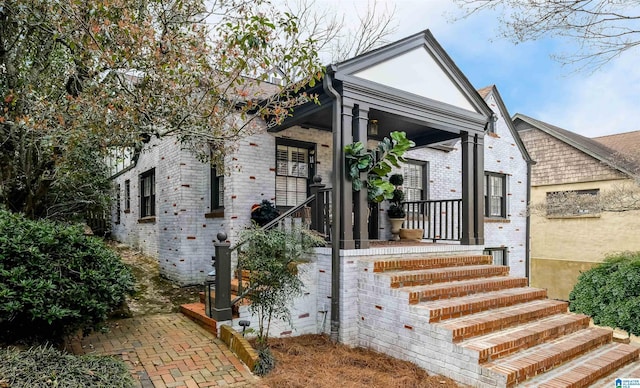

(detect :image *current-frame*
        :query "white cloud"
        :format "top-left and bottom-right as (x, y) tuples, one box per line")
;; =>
(536, 54), (640, 137)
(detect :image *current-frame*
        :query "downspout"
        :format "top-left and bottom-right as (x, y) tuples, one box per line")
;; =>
(323, 69), (342, 343)
(525, 160), (535, 285)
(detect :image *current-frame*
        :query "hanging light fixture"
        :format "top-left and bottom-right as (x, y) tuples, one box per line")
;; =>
(368, 119), (379, 136)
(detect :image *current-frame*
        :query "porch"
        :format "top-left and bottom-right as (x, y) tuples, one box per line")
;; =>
(269, 31), (493, 249)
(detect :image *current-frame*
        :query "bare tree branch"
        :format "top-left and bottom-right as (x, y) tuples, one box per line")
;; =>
(454, 0), (640, 70)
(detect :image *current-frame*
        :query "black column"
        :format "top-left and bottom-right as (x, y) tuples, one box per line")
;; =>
(461, 132), (476, 245)
(353, 104), (370, 249)
(340, 100), (355, 249)
(474, 133), (485, 245)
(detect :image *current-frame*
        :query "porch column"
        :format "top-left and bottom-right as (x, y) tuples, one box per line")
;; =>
(340, 100), (355, 249)
(474, 134), (485, 245)
(461, 132), (476, 245)
(353, 104), (370, 249)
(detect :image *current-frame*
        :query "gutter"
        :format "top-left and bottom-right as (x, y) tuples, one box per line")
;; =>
(322, 68), (342, 343)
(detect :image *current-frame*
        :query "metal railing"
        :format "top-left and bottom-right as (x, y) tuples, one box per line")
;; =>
(402, 199), (462, 242)
(229, 196), (318, 307)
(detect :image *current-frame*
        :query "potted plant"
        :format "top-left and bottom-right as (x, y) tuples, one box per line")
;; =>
(387, 174), (406, 240)
(250, 200), (280, 227)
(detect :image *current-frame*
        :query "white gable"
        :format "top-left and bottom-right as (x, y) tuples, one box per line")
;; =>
(352, 46), (476, 112)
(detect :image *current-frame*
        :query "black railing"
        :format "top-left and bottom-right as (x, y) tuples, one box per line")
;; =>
(402, 199), (462, 242)
(310, 187), (332, 241)
(229, 195), (318, 307)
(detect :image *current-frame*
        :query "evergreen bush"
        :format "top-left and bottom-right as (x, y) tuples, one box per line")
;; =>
(569, 251), (640, 336)
(0, 209), (135, 343)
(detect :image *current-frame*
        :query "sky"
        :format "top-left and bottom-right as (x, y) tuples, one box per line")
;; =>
(315, 0), (640, 138)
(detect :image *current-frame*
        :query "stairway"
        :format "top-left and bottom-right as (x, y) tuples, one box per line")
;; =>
(367, 254), (639, 387)
(180, 276), (248, 335)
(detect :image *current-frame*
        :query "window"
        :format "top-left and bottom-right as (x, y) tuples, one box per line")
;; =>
(124, 180), (131, 212)
(546, 189), (600, 216)
(106, 147), (136, 177)
(115, 184), (121, 224)
(275, 140), (314, 207)
(484, 247), (507, 266)
(211, 164), (224, 209)
(139, 169), (155, 217)
(485, 172), (506, 218)
(403, 162), (428, 202)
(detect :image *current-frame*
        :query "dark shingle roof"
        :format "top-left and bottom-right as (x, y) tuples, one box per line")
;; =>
(513, 113), (640, 177)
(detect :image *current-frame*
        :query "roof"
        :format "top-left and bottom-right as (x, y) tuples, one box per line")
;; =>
(476, 85), (493, 99)
(593, 130), (640, 159)
(331, 29), (493, 122)
(513, 113), (640, 177)
(478, 86), (532, 163)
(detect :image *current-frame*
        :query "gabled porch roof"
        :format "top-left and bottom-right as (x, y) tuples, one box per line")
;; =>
(270, 30), (493, 148)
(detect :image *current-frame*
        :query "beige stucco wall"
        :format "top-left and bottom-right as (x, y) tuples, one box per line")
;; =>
(530, 179), (640, 300)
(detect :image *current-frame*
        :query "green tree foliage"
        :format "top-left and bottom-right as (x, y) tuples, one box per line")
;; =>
(0, 209), (135, 343)
(0, 0), (323, 220)
(569, 251), (640, 336)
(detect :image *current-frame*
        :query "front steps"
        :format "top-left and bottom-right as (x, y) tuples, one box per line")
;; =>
(369, 254), (640, 387)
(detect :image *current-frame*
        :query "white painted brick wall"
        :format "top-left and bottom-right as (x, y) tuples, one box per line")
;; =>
(110, 95), (529, 289)
(110, 136), (227, 285)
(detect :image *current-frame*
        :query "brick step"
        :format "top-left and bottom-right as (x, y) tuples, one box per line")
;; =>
(406, 276), (528, 304)
(199, 291), (249, 305)
(372, 255), (493, 273)
(413, 287), (547, 323)
(482, 327), (613, 387)
(179, 303), (218, 335)
(437, 299), (568, 342)
(461, 313), (591, 363)
(387, 265), (509, 288)
(521, 342), (639, 388)
(231, 278), (250, 293)
(591, 353), (640, 387)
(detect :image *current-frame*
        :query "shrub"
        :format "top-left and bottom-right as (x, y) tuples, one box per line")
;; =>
(0, 344), (134, 387)
(569, 251), (640, 336)
(387, 173), (406, 219)
(0, 209), (135, 343)
(237, 225), (325, 345)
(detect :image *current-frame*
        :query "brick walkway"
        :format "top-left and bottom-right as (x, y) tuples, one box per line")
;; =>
(66, 314), (259, 387)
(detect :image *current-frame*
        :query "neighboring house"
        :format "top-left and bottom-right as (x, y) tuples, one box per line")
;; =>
(514, 114), (640, 300)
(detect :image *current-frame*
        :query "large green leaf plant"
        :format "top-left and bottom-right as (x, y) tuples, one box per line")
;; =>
(344, 131), (415, 203)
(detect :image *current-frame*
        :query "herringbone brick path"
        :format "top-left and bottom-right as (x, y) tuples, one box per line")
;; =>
(66, 314), (258, 387)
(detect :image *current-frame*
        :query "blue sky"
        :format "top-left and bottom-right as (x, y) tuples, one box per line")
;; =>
(319, 0), (640, 138)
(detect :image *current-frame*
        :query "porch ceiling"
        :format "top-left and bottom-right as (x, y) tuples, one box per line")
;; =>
(269, 100), (461, 148)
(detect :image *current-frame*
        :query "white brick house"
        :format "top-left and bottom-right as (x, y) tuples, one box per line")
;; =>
(108, 30), (543, 386)
(112, 31), (529, 285)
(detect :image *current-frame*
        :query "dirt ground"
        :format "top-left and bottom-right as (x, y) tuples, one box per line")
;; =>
(111, 242), (202, 316)
(114, 242), (461, 388)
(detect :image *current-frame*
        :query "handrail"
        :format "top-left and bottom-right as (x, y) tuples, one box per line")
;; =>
(229, 194), (316, 252)
(230, 194), (319, 306)
(261, 195), (316, 230)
